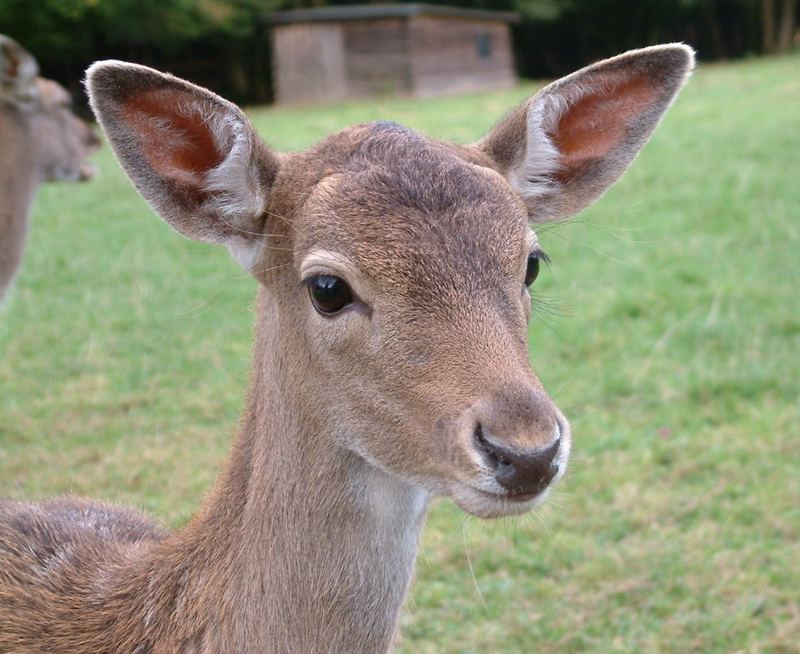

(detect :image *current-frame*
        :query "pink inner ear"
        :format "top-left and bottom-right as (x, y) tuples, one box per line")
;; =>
(3, 52), (19, 78)
(554, 76), (656, 177)
(121, 89), (225, 189)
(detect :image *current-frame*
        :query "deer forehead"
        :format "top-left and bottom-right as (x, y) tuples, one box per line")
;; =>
(286, 123), (533, 291)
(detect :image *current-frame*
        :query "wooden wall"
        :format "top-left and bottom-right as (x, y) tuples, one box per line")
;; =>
(408, 16), (515, 98)
(273, 23), (346, 105)
(342, 19), (411, 98)
(272, 15), (515, 105)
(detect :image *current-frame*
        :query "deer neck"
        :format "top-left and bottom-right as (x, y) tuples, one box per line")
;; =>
(159, 288), (430, 652)
(0, 115), (37, 297)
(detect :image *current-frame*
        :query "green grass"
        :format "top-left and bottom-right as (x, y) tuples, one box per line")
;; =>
(2, 53), (798, 652)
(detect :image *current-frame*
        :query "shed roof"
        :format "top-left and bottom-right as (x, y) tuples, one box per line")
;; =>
(266, 3), (520, 26)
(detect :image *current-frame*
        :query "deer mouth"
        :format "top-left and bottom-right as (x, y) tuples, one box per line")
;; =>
(448, 479), (555, 519)
(485, 488), (541, 502)
(79, 163), (96, 181)
(444, 415), (571, 518)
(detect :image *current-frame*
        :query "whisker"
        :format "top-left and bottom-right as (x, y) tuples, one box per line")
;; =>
(531, 293), (572, 318)
(529, 309), (573, 346)
(462, 524), (488, 612)
(580, 220), (655, 244)
(175, 286), (227, 317)
(534, 213), (583, 238)
(233, 260), (293, 281)
(216, 214), (267, 238)
(456, 511), (474, 535)
(264, 209), (295, 230)
(573, 241), (635, 267)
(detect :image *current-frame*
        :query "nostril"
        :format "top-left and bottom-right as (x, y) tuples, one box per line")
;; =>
(536, 436), (561, 476)
(541, 436), (561, 466)
(474, 422), (488, 451)
(474, 422), (505, 469)
(473, 423), (494, 459)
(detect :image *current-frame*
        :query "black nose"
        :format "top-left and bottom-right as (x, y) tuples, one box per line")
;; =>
(474, 423), (561, 495)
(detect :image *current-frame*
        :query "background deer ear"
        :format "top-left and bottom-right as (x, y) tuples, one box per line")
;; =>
(0, 35), (40, 105)
(86, 60), (281, 271)
(477, 44), (695, 222)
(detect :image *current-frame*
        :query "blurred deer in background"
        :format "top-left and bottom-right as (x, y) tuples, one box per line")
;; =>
(0, 45), (693, 652)
(0, 35), (100, 300)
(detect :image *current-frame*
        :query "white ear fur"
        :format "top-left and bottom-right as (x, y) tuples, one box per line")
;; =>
(0, 35), (40, 104)
(226, 235), (266, 272)
(505, 94), (566, 206)
(196, 108), (268, 269)
(202, 110), (262, 215)
(479, 44), (695, 222)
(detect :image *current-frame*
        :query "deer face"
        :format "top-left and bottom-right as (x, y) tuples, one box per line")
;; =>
(271, 124), (566, 517)
(31, 78), (101, 183)
(0, 36), (100, 184)
(87, 44), (693, 518)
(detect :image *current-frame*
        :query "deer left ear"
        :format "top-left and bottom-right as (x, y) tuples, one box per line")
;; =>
(476, 44), (695, 222)
(0, 35), (39, 105)
(86, 60), (281, 272)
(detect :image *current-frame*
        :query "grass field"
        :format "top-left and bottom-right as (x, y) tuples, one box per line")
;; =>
(1, 53), (798, 653)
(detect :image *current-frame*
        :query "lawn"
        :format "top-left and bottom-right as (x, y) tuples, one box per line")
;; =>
(1, 53), (798, 653)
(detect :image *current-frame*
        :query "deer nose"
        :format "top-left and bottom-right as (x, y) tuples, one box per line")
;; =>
(86, 127), (102, 150)
(474, 423), (561, 495)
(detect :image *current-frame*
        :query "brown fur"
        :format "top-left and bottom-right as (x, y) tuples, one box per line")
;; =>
(0, 45), (694, 652)
(0, 35), (100, 300)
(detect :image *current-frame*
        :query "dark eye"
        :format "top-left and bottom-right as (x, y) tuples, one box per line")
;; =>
(525, 252), (541, 286)
(307, 275), (354, 315)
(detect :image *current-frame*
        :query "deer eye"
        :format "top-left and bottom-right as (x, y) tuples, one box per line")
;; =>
(524, 251), (544, 286)
(307, 275), (354, 315)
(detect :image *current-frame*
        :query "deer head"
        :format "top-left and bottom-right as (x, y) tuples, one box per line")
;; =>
(1, 35), (102, 301)
(87, 45), (693, 520)
(1, 35), (100, 184)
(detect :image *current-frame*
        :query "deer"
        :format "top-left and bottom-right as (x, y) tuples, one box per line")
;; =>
(0, 34), (100, 301)
(0, 44), (694, 652)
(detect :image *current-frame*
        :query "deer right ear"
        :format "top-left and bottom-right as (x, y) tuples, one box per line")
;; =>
(477, 44), (694, 222)
(0, 35), (39, 105)
(86, 60), (281, 271)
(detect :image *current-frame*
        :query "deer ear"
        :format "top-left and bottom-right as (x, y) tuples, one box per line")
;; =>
(477, 44), (694, 222)
(0, 35), (39, 105)
(86, 60), (281, 271)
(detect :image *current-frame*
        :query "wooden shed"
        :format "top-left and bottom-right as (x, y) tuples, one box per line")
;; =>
(268, 4), (519, 105)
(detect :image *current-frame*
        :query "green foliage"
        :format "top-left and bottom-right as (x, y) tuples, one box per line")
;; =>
(0, 0), (93, 65)
(516, 0), (569, 20)
(0, 0), (268, 51)
(1, 53), (798, 651)
(0, 0), (268, 83)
